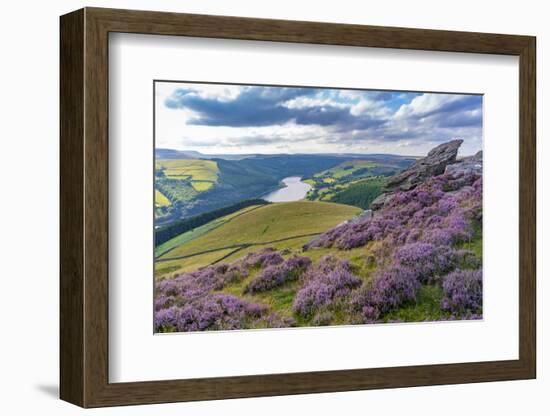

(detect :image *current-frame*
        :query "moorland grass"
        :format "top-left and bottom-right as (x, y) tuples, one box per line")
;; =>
(154, 248), (238, 280)
(160, 201), (361, 260)
(155, 205), (263, 258)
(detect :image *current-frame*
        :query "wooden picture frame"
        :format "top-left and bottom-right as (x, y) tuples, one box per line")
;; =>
(60, 7), (536, 408)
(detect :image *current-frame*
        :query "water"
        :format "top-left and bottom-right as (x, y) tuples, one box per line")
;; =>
(262, 176), (312, 202)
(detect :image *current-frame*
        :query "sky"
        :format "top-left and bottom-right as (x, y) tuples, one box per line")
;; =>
(155, 82), (483, 157)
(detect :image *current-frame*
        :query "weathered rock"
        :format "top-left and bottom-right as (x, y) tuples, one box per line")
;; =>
(371, 139), (464, 210)
(370, 193), (394, 211)
(445, 150), (483, 176)
(385, 139), (463, 192)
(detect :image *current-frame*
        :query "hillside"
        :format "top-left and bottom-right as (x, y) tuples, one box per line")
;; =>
(155, 201), (362, 279)
(154, 141), (483, 332)
(155, 152), (414, 225)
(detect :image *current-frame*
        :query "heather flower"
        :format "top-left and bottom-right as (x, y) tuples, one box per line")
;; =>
(451, 249), (482, 270)
(154, 306), (180, 330)
(245, 256), (311, 293)
(154, 294), (176, 311)
(241, 248), (284, 269)
(441, 269), (482, 315)
(293, 257), (361, 317)
(349, 266), (420, 322)
(307, 170), (481, 253)
(393, 243), (454, 283)
(422, 228), (454, 246)
(255, 312), (297, 328)
(155, 294), (269, 332)
(155, 262), (248, 302)
(312, 311), (334, 326)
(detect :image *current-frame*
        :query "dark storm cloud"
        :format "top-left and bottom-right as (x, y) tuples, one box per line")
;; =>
(165, 87), (316, 127)
(164, 86), (388, 129)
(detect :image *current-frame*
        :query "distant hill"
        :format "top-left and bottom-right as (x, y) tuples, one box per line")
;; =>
(156, 148), (419, 162)
(155, 149), (256, 160)
(155, 149), (204, 159)
(155, 151), (416, 225)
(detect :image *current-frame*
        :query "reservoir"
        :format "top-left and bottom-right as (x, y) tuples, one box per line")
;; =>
(262, 176), (312, 202)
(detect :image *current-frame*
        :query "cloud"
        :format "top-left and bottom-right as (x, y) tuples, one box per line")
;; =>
(165, 86), (318, 127)
(395, 94), (482, 122)
(157, 82), (483, 156)
(164, 86), (395, 130)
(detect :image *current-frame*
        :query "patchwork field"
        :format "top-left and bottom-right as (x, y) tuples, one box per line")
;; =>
(305, 159), (390, 209)
(156, 159), (219, 182)
(315, 159), (379, 179)
(155, 159), (220, 223)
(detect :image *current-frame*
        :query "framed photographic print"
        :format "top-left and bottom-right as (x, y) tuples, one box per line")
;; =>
(60, 7), (536, 408)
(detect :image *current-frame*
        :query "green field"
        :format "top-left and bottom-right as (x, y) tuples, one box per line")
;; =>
(315, 160), (378, 179)
(155, 159), (220, 222)
(156, 159), (219, 182)
(155, 189), (171, 207)
(155, 201), (362, 279)
(328, 177), (386, 209)
(303, 159), (398, 209)
(191, 181), (214, 191)
(155, 248), (239, 279)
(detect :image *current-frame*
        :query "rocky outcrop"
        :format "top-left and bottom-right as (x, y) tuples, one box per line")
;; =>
(445, 150), (482, 176)
(371, 139), (466, 211)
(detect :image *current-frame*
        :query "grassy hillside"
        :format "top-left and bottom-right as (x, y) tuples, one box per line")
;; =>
(154, 154), (354, 224)
(328, 177), (386, 209)
(304, 159), (406, 208)
(155, 201), (361, 279)
(154, 204), (264, 258)
(315, 159), (378, 179)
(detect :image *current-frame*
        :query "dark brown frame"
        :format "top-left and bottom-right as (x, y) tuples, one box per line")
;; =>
(60, 7), (536, 408)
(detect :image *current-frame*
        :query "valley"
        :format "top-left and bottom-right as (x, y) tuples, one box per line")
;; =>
(154, 151), (414, 226)
(154, 142), (483, 332)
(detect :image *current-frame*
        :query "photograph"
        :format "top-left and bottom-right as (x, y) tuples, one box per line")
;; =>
(153, 81), (483, 333)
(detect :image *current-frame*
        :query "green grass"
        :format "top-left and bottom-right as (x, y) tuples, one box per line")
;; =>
(155, 205), (262, 258)
(156, 159), (219, 182)
(457, 222), (483, 261)
(155, 201), (361, 278)
(383, 285), (446, 322)
(219, 235), (313, 264)
(218, 266), (300, 317)
(155, 189), (171, 207)
(191, 181), (214, 191)
(160, 201), (361, 260)
(155, 248), (238, 280)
